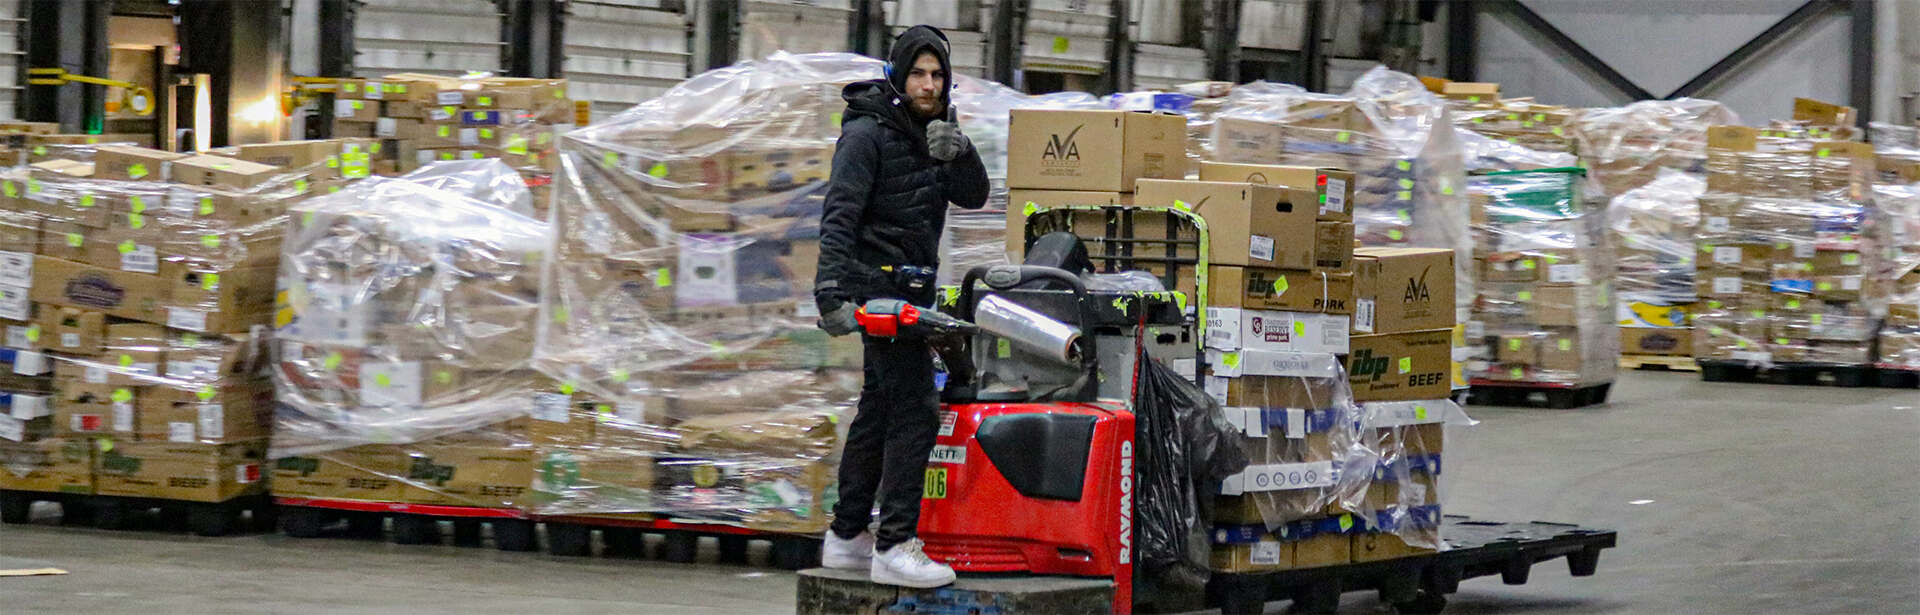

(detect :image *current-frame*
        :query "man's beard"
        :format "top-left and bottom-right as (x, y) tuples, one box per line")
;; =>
(911, 98), (941, 118)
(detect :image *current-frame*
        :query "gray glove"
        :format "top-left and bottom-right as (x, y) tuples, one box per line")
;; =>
(927, 119), (969, 162)
(818, 301), (860, 337)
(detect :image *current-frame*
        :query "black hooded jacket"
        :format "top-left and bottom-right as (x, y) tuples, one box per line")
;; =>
(813, 25), (990, 311)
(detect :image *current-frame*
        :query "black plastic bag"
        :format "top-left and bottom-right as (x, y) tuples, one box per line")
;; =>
(1132, 357), (1250, 588)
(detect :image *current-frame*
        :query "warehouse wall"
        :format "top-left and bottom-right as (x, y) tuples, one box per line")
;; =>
(1468, 0), (1858, 123)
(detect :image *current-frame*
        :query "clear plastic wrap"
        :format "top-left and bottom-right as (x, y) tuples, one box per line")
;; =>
(375, 51), (862, 526)
(1201, 351), (1373, 571)
(1867, 122), (1920, 372)
(1611, 169), (1706, 342)
(1201, 354), (1467, 569)
(1207, 67), (1472, 324)
(1692, 128), (1886, 367)
(271, 159), (550, 455)
(1466, 168), (1618, 386)
(1570, 98), (1739, 199)
(1883, 261), (1920, 371)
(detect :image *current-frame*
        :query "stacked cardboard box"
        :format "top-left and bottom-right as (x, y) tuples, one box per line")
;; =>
(1003, 108), (1187, 263)
(1693, 127), (1884, 365)
(326, 75), (571, 214)
(0, 139), (357, 504)
(1464, 168), (1617, 385)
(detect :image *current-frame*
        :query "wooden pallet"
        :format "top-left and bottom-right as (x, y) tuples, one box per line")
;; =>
(1619, 354), (1700, 372)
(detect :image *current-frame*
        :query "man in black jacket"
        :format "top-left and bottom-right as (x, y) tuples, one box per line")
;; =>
(813, 25), (988, 588)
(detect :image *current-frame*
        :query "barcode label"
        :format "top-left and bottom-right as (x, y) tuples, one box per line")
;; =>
(436, 91), (464, 105)
(429, 106), (454, 121)
(1795, 242), (1816, 258)
(1705, 216), (1729, 233)
(121, 244), (159, 273)
(84, 366), (107, 384)
(198, 403), (224, 440)
(1353, 298), (1376, 333)
(60, 333), (79, 349)
(0, 251), (33, 286)
(533, 392), (570, 422)
(113, 401), (134, 432)
(0, 416), (22, 442)
(0, 285), (27, 322)
(459, 128), (479, 146)
(1713, 277), (1742, 294)
(1548, 264), (1585, 283)
(1249, 235), (1275, 261)
(5, 326), (31, 349)
(167, 308), (208, 332)
(364, 82), (384, 100)
(169, 422), (195, 443)
(1250, 541), (1282, 565)
(1713, 246), (1741, 264)
(334, 100), (357, 118)
(375, 117), (397, 137)
(1323, 178), (1348, 214)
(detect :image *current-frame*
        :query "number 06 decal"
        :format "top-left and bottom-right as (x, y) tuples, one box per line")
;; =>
(923, 467), (948, 499)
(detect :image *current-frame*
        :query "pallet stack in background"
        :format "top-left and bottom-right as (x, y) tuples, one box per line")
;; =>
(0, 140), (357, 516)
(1464, 168), (1618, 388)
(1692, 126), (1885, 366)
(324, 75), (571, 216)
(1570, 99), (1737, 359)
(1863, 124), (1920, 377)
(281, 53), (873, 532)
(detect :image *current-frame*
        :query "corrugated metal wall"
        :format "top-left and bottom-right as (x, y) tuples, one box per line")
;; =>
(738, 0), (856, 61)
(352, 0), (505, 77)
(564, 0), (690, 122)
(1022, 0), (1112, 76)
(1473, 0), (1851, 120)
(886, 0), (986, 77)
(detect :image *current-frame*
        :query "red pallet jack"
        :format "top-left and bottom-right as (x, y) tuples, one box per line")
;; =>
(854, 265), (1151, 614)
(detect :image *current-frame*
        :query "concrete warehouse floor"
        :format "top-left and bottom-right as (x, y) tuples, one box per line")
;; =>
(2, 370), (1917, 614)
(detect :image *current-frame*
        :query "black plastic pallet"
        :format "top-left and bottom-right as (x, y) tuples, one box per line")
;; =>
(1699, 360), (1891, 388)
(1465, 382), (1612, 409)
(1873, 368), (1920, 389)
(276, 503), (821, 569)
(0, 489), (275, 537)
(1205, 516), (1617, 615)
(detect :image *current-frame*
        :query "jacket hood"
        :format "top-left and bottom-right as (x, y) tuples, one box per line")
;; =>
(887, 25), (952, 109)
(841, 25), (953, 137)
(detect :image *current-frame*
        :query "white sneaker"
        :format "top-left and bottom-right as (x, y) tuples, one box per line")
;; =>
(870, 538), (956, 588)
(821, 530), (875, 570)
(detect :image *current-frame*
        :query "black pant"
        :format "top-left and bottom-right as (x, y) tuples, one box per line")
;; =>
(830, 334), (939, 551)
